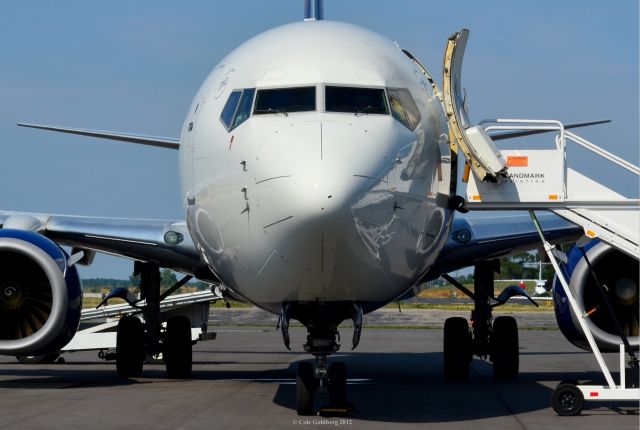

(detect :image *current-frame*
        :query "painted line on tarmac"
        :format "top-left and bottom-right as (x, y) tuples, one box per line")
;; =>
(229, 378), (373, 385)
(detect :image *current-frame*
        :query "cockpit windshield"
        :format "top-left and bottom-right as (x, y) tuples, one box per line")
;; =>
(325, 86), (388, 115)
(254, 86), (316, 115)
(219, 84), (421, 133)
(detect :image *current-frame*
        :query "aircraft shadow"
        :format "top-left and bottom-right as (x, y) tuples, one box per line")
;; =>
(269, 352), (630, 423)
(0, 351), (635, 422)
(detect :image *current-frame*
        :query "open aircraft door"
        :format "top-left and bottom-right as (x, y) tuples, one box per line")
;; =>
(443, 29), (507, 182)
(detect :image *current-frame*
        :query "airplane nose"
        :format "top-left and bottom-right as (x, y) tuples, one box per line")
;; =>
(255, 130), (355, 230)
(252, 120), (388, 273)
(285, 163), (355, 231)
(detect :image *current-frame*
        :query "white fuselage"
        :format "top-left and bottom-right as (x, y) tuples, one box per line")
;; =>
(179, 21), (453, 313)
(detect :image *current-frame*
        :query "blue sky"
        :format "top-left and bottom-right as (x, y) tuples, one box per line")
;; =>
(0, 1), (638, 279)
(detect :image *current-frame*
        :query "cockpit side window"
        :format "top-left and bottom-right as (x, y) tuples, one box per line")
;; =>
(387, 88), (421, 131)
(220, 90), (242, 130)
(231, 88), (255, 129)
(325, 86), (388, 115)
(220, 88), (256, 132)
(254, 87), (316, 115)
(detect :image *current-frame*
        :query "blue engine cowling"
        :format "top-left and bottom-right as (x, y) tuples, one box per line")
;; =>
(554, 240), (639, 352)
(0, 229), (82, 356)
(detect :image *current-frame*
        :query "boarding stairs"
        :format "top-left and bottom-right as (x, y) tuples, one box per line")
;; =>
(457, 117), (640, 412)
(441, 27), (639, 415)
(440, 28), (638, 256)
(462, 118), (639, 258)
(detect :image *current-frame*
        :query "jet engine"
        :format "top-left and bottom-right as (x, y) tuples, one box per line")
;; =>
(554, 240), (639, 352)
(0, 229), (82, 356)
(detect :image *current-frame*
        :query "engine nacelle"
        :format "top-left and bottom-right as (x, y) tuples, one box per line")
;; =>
(0, 229), (82, 355)
(554, 241), (639, 352)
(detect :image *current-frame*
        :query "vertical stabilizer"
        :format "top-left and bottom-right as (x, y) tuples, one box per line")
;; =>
(304, 0), (324, 21)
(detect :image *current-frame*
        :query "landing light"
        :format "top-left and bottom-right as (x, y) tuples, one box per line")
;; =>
(164, 231), (184, 245)
(453, 229), (471, 244)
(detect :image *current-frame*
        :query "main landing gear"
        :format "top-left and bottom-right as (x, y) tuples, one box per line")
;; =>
(115, 262), (193, 379)
(283, 302), (360, 416)
(443, 260), (520, 381)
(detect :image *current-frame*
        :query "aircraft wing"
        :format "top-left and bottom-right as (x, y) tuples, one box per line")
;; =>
(424, 212), (582, 280)
(0, 211), (215, 280)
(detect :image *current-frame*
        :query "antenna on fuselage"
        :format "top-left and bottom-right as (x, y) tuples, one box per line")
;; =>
(304, 0), (324, 21)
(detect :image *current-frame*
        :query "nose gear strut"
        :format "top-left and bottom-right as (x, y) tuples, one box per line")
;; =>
(287, 301), (361, 415)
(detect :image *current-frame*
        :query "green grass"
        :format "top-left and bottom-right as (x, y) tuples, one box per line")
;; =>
(82, 296), (253, 310)
(417, 280), (544, 298)
(82, 297), (103, 309)
(83, 297), (552, 312)
(83, 290), (553, 314)
(384, 301), (553, 312)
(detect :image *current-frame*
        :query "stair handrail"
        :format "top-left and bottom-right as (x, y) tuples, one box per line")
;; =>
(564, 131), (640, 176)
(479, 118), (639, 177)
(479, 118), (566, 151)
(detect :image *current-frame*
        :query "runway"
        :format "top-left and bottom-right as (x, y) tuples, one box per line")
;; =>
(0, 325), (637, 429)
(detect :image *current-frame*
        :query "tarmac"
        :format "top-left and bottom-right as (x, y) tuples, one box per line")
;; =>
(0, 311), (638, 429)
(208, 306), (558, 329)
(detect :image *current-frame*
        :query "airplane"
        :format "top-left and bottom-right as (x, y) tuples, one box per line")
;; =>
(0, 0), (637, 416)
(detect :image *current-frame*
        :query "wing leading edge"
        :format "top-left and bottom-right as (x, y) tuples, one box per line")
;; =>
(0, 211), (579, 287)
(17, 123), (180, 150)
(0, 212), (215, 281)
(423, 212), (582, 281)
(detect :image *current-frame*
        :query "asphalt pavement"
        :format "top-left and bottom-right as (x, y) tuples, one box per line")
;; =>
(0, 319), (637, 429)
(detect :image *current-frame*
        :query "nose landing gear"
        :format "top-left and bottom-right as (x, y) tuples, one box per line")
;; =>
(296, 355), (350, 416)
(296, 329), (351, 416)
(287, 302), (357, 416)
(296, 361), (315, 415)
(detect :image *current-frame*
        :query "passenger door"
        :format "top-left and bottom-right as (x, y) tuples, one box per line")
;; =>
(443, 29), (506, 182)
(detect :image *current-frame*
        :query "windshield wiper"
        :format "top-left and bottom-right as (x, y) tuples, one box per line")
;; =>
(354, 105), (373, 116)
(254, 108), (288, 116)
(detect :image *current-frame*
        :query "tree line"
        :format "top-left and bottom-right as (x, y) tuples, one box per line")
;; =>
(82, 268), (211, 293)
